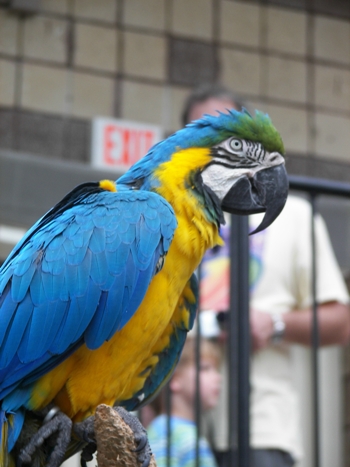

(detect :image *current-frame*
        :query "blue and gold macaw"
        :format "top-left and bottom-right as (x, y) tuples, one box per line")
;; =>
(0, 109), (288, 466)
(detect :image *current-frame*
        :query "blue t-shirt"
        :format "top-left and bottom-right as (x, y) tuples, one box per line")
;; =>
(148, 415), (217, 467)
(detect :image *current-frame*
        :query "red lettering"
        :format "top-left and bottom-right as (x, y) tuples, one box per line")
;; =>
(102, 124), (157, 168)
(104, 126), (123, 165)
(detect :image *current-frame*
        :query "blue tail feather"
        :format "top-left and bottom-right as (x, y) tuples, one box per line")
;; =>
(0, 408), (25, 466)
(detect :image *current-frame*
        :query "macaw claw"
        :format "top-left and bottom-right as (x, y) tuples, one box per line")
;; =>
(73, 415), (95, 445)
(80, 441), (97, 467)
(115, 406), (152, 467)
(73, 416), (97, 467)
(17, 406), (72, 467)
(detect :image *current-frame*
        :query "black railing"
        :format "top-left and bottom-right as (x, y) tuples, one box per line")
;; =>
(229, 214), (250, 466)
(229, 175), (350, 467)
(156, 174), (350, 467)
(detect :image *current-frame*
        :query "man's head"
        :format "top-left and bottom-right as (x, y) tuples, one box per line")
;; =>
(181, 84), (244, 126)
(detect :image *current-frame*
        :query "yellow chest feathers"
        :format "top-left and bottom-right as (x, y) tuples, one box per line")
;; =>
(29, 149), (223, 419)
(154, 147), (223, 261)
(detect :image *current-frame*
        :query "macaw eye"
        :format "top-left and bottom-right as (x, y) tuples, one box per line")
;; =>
(229, 138), (243, 151)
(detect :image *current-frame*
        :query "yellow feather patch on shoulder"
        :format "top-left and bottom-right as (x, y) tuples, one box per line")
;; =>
(153, 147), (222, 254)
(99, 179), (117, 192)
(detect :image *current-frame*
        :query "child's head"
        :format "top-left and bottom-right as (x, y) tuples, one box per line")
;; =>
(170, 336), (221, 412)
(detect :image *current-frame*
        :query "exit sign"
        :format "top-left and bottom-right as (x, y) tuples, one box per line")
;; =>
(91, 118), (162, 172)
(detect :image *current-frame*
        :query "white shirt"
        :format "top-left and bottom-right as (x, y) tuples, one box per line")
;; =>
(201, 196), (349, 460)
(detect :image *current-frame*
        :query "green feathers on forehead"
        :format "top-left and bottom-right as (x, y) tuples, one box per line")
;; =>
(187, 108), (285, 156)
(232, 109), (285, 155)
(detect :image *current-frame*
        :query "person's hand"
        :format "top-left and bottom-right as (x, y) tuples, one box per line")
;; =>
(250, 309), (273, 352)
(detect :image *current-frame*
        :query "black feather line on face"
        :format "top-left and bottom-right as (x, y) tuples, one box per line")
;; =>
(209, 148), (259, 170)
(211, 147), (241, 162)
(202, 184), (225, 226)
(186, 172), (224, 227)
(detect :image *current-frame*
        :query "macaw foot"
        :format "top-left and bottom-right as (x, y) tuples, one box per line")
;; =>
(115, 406), (152, 467)
(72, 416), (96, 467)
(17, 405), (72, 467)
(74, 407), (151, 467)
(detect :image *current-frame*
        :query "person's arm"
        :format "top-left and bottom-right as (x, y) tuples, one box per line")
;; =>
(283, 301), (350, 345)
(250, 301), (350, 352)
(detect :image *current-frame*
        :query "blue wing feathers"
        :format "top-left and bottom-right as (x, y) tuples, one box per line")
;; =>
(17, 301), (49, 362)
(41, 270), (61, 302)
(0, 184), (176, 416)
(114, 242), (133, 275)
(74, 250), (91, 296)
(11, 261), (36, 303)
(12, 256), (32, 277)
(125, 251), (138, 290)
(122, 209), (141, 224)
(90, 250), (109, 286)
(46, 233), (65, 251)
(49, 302), (74, 354)
(0, 293), (33, 369)
(64, 263), (78, 294)
(72, 228), (93, 249)
(122, 223), (136, 245)
(3, 408), (25, 451)
(84, 290), (110, 349)
(0, 291), (18, 348)
(59, 275), (70, 302)
(29, 269), (46, 306)
(62, 220), (80, 238)
(145, 195), (159, 209)
(117, 259), (156, 331)
(47, 300), (73, 348)
(70, 283), (101, 343)
(63, 237), (79, 256)
(66, 242), (89, 266)
(144, 214), (161, 232)
(105, 232), (122, 253)
(139, 219), (163, 257)
(43, 245), (65, 265)
(115, 217), (130, 234)
(89, 227), (106, 254)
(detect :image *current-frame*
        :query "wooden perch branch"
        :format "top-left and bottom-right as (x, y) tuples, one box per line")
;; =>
(94, 404), (157, 467)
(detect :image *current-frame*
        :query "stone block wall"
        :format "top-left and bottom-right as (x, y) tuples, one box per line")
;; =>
(0, 0), (349, 179)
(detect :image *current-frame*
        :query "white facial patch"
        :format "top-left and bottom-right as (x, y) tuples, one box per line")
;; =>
(201, 164), (254, 201)
(202, 136), (285, 201)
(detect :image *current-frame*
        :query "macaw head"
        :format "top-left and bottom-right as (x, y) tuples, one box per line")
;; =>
(118, 109), (288, 233)
(198, 110), (288, 233)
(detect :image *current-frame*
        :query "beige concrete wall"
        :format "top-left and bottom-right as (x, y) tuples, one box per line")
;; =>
(0, 0), (349, 159)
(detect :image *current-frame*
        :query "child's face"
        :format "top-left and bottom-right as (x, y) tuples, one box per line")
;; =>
(176, 357), (221, 411)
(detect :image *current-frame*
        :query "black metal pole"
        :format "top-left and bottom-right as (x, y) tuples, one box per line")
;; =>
(229, 214), (250, 467)
(310, 194), (320, 467)
(165, 383), (171, 467)
(195, 300), (201, 467)
(289, 175), (350, 198)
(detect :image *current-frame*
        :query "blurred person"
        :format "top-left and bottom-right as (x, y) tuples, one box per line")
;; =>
(147, 336), (221, 467)
(183, 84), (350, 467)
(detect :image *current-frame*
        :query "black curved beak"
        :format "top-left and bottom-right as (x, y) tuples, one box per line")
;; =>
(221, 164), (289, 234)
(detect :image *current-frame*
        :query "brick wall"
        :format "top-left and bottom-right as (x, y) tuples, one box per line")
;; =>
(0, 0), (350, 178)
